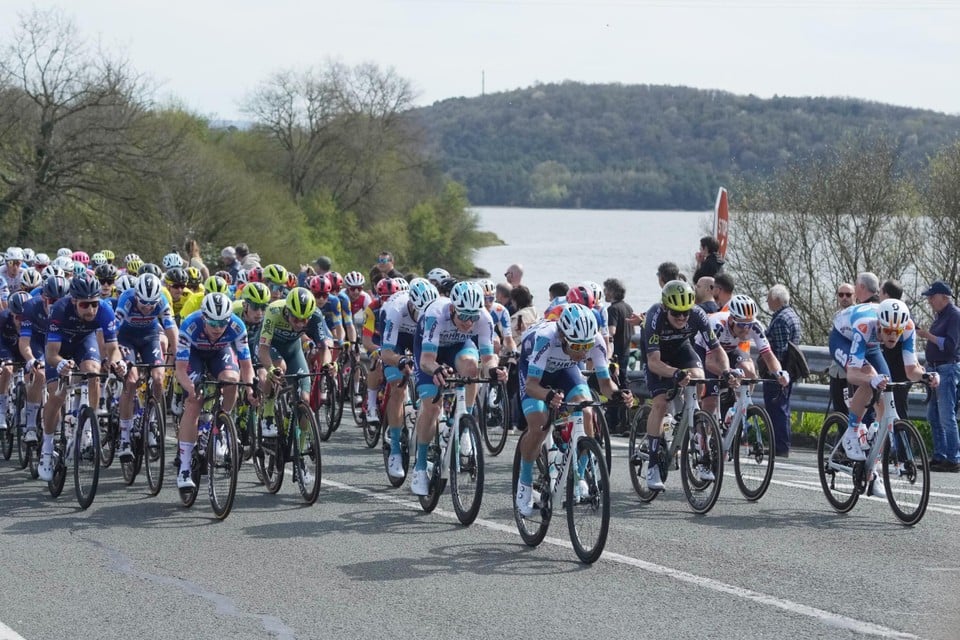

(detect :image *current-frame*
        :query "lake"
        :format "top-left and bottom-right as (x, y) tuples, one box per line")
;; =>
(472, 206), (712, 313)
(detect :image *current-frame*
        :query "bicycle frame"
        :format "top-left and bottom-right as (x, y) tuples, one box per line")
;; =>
(825, 389), (900, 481)
(544, 403), (597, 507)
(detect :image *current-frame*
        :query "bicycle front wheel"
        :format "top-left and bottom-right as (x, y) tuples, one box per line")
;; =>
(884, 420), (930, 526)
(732, 404), (775, 501)
(293, 403), (322, 504)
(450, 415), (484, 525)
(817, 413), (859, 513)
(74, 407), (101, 509)
(567, 437), (610, 564)
(208, 412), (239, 520)
(627, 405), (660, 502)
(679, 410), (723, 515)
(143, 397), (166, 496)
(480, 381), (509, 456)
(49, 428), (67, 498)
(511, 431), (551, 547)
(350, 362), (368, 425)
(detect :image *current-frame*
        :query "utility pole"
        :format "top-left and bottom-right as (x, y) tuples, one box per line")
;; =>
(481, 70), (485, 96)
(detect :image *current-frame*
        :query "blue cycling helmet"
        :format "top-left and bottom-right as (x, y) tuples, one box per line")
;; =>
(8, 291), (31, 315)
(43, 275), (70, 300)
(408, 278), (439, 313)
(69, 272), (101, 300)
(558, 303), (598, 345)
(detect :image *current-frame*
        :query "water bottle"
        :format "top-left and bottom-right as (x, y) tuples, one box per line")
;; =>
(723, 407), (736, 428)
(439, 422), (451, 449)
(661, 415), (675, 445)
(866, 421), (879, 447)
(64, 409), (77, 441)
(198, 412), (212, 451)
(547, 443), (561, 486)
(857, 423), (869, 450)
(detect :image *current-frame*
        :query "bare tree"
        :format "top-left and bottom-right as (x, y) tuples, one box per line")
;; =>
(918, 141), (960, 294)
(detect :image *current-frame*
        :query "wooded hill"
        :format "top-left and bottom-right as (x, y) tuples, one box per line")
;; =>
(412, 82), (960, 210)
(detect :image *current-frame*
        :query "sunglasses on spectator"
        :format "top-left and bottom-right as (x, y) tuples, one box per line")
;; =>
(668, 309), (690, 319)
(837, 292), (853, 298)
(77, 300), (99, 310)
(377, 257), (391, 264)
(567, 340), (594, 354)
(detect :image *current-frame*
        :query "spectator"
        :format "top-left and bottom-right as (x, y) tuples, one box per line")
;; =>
(509, 285), (539, 337)
(656, 261), (679, 287)
(547, 282), (568, 311)
(369, 250), (404, 287)
(693, 235), (725, 283)
(604, 278), (633, 435)
(220, 246), (241, 283)
(764, 283), (802, 458)
(184, 238), (210, 280)
(315, 256), (332, 275)
(916, 280), (960, 472)
(828, 282), (855, 413)
(879, 279), (909, 419)
(713, 272), (735, 310)
(695, 276), (719, 313)
(855, 271), (881, 304)
(496, 282), (514, 314)
(235, 242), (261, 270)
(504, 263), (524, 288)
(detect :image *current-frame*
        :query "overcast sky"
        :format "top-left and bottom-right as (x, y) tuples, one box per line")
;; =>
(1, 0), (957, 120)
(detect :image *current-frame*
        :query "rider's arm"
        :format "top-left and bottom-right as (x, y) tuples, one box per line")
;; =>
(704, 347), (731, 378)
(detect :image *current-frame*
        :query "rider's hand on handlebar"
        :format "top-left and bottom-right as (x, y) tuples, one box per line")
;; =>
(722, 368), (742, 389)
(613, 388), (634, 406)
(922, 371), (941, 389)
(432, 365), (452, 388)
(870, 374), (888, 390)
(673, 368), (690, 386)
(775, 369), (791, 387)
(488, 366), (507, 383)
(110, 360), (127, 377)
(545, 388), (564, 410)
(268, 366), (283, 383)
(56, 359), (75, 374)
(398, 356), (414, 371)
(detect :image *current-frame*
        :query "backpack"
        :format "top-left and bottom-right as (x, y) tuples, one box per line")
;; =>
(759, 341), (809, 382)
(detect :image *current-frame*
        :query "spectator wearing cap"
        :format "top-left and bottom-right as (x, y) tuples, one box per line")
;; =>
(916, 280), (960, 472)
(221, 246), (241, 283)
(235, 242), (261, 270)
(369, 250), (403, 287)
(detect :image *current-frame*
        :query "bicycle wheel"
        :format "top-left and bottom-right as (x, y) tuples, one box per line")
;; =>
(350, 362), (368, 425)
(884, 419), (930, 526)
(314, 377), (334, 442)
(817, 413), (859, 513)
(100, 381), (120, 468)
(450, 415), (484, 525)
(255, 418), (285, 494)
(418, 439), (445, 513)
(329, 371), (344, 432)
(511, 431), (551, 547)
(382, 425), (411, 488)
(293, 403), (322, 504)
(143, 396), (166, 496)
(208, 412), (239, 520)
(567, 437), (610, 564)
(48, 427), (67, 498)
(74, 406), (101, 509)
(732, 404), (775, 501)
(627, 404), (660, 502)
(1, 385), (17, 460)
(480, 381), (509, 456)
(679, 410), (723, 515)
(121, 415), (142, 486)
(589, 394), (612, 472)
(361, 390), (382, 449)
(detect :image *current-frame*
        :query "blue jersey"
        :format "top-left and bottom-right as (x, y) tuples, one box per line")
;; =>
(114, 288), (176, 337)
(47, 296), (118, 345)
(321, 294), (346, 334)
(176, 311), (251, 361)
(29, 286), (42, 298)
(834, 303), (918, 369)
(19, 297), (51, 342)
(0, 309), (19, 351)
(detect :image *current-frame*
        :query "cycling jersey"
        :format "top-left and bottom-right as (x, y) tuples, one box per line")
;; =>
(520, 321), (610, 380)
(0, 265), (17, 300)
(178, 289), (208, 320)
(259, 300), (331, 348)
(114, 288), (176, 337)
(362, 299), (385, 347)
(0, 310), (23, 362)
(486, 302), (513, 339)
(642, 303), (719, 360)
(831, 303), (917, 369)
(381, 292), (418, 354)
(176, 311), (251, 361)
(161, 286), (189, 324)
(47, 296), (118, 345)
(231, 301), (265, 360)
(19, 297), (52, 349)
(417, 299), (495, 357)
(320, 294), (346, 336)
(694, 311), (771, 354)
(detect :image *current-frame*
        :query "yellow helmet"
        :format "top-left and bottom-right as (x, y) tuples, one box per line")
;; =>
(661, 280), (695, 312)
(263, 263), (289, 287)
(186, 266), (202, 287)
(285, 287), (316, 320)
(125, 258), (144, 275)
(204, 275), (229, 294)
(241, 281), (271, 306)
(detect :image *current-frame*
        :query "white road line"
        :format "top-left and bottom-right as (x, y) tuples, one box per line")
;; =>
(319, 476), (922, 640)
(0, 620), (27, 640)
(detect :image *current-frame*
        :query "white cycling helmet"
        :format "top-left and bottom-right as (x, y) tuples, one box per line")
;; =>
(408, 278), (439, 313)
(90, 252), (108, 267)
(728, 294), (758, 322)
(583, 280), (604, 306)
(877, 298), (911, 331)
(115, 273), (138, 293)
(162, 252), (184, 270)
(426, 268), (450, 285)
(53, 256), (74, 271)
(22, 248), (35, 264)
(5, 247), (24, 262)
(135, 273), (163, 303)
(19, 268), (41, 290)
(476, 279), (496, 296)
(34, 253), (50, 267)
(41, 265), (64, 282)
(201, 292), (233, 321)
(236, 268), (248, 284)
(344, 271), (365, 288)
(56, 247), (72, 258)
(393, 277), (409, 292)
(450, 281), (483, 315)
(558, 304), (598, 345)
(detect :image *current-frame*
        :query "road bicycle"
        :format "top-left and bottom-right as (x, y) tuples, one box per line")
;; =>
(416, 375), (486, 525)
(254, 372), (322, 504)
(476, 351), (516, 456)
(310, 349), (343, 440)
(627, 381), (724, 514)
(48, 371), (109, 509)
(714, 378), (776, 501)
(817, 380), (931, 526)
(378, 373), (419, 487)
(115, 363), (170, 496)
(2, 363), (26, 462)
(511, 399), (611, 564)
(363, 362), (417, 449)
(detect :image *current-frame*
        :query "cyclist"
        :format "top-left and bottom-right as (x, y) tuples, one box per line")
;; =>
(161, 267), (190, 324)
(39, 273), (125, 482)
(180, 275), (230, 319)
(362, 278), (402, 424)
(694, 294), (790, 419)
(478, 279), (517, 355)
(308, 274), (346, 386)
(94, 263), (119, 302)
(263, 264), (290, 302)
(641, 280), (739, 491)
(0, 247), (24, 302)
(426, 268), (450, 289)
(174, 292), (256, 490)
(233, 281), (271, 383)
(381, 278), (439, 479)
(114, 273), (178, 461)
(410, 281), (505, 495)
(0, 292), (31, 430)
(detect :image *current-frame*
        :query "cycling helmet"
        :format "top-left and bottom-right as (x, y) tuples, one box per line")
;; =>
(241, 281), (271, 306)
(286, 272), (297, 289)
(426, 268), (450, 284)
(201, 292), (233, 322)
(558, 304), (599, 345)
(123, 253), (141, 267)
(408, 278), (439, 313)
(247, 266), (263, 283)
(394, 277), (409, 292)
(450, 281), (483, 315)
(204, 275), (229, 294)
(57, 248), (72, 258)
(71, 251), (90, 265)
(162, 252), (184, 270)
(164, 267), (188, 286)
(375, 278), (401, 300)
(566, 284), (596, 309)
(43, 275), (70, 300)
(438, 276), (458, 297)
(728, 294), (758, 322)
(34, 253), (50, 268)
(344, 271), (365, 288)
(101, 249), (115, 263)
(70, 272), (101, 300)
(90, 252), (107, 267)
(327, 271), (344, 291)
(95, 263), (119, 283)
(285, 287), (316, 320)
(135, 273), (163, 303)
(308, 274), (333, 296)
(185, 267), (202, 287)
(19, 268), (41, 290)
(125, 258), (144, 275)
(41, 265), (64, 282)
(236, 269), (248, 284)
(878, 298), (911, 331)
(477, 279), (496, 296)
(72, 261), (87, 278)
(215, 269), (233, 285)
(138, 263), (163, 278)
(5, 247), (25, 262)
(8, 291), (31, 315)
(53, 256), (74, 272)
(22, 248), (35, 265)
(661, 280), (695, 312)
(115, 273), (137, 293)
(583, 280), (604, 306)
(263, 264), (289, 287)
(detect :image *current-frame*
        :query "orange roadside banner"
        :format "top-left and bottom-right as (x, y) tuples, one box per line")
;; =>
(714, 187), (729, 259)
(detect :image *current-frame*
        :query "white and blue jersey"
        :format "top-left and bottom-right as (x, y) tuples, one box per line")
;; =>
(176, 311), (251, 362)
(416, 299), (495, 358)
(520, 321), (610, 381)
(830, 303), (917, 370)
(19, 296), (52, 355)
(382, 292), (418, 355)
(114, 289), (176, 337)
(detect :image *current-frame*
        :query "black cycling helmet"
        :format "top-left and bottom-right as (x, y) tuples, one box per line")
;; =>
(43, 275), (70, 300)
(8, 291), (31, 315)
(94, 263), (119, 283)
(438, 275), (458, 297)
(138, 262), (163, 278)
(164, 267), (188, 286)
(70, 272), (101, 300)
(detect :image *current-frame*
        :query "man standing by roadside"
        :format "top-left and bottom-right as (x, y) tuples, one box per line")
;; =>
(369, 251), (404, 288)
(220, 246), (241, 284)
(854, 272), (881, 304)
(916, 280), (960, 472)
(604, 278), (633, 435)
(504, 264), (524, 289)
(764, 284), (802, 458)
(695, 276), (718, 313)
(828, 282), (855, 412)
(693, 235), (725, 283)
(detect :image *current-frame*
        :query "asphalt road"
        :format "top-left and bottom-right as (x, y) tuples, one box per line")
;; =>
(1, 420), (959, 640)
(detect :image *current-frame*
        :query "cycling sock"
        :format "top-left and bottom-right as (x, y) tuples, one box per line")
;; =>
(578, 453), (588, 477)
(389, 426), (402, 455)
(415, 443), (429, 471)
(519, 459), (533, 485)
(367, 389), (378, 412)
(26, 402), (39, 428)
(179, 442), (194, 473)
(847, 412), (860, 431)
(42, 433), (54, 455)
(120, 418), (134, 441)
